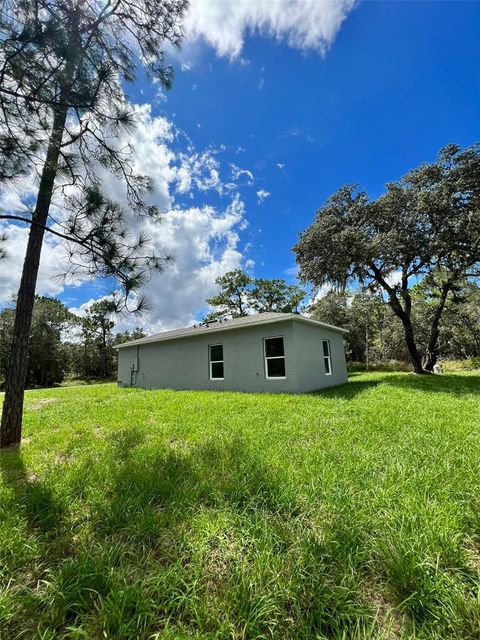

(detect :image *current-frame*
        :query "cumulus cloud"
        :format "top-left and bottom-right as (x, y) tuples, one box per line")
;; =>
(0, 224), (79, 304)
(0, 106), (251, 332)
(184, 0), (356, 59)
(0, 191), (30, 213)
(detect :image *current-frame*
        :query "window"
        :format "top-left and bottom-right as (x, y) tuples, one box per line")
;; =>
(209, 344), (224, 379)
(264, 336), (286, 379)
(323, 339), (332, 375)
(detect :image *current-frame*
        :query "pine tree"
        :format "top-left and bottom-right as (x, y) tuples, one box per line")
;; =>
(0, 0), (188, 446)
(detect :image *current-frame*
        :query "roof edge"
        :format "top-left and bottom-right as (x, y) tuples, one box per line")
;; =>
(115, 314), (348, 349)
(293, 315), (350, 334)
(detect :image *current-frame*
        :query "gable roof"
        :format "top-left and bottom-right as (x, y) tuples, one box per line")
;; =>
(114, 312), (348, 349)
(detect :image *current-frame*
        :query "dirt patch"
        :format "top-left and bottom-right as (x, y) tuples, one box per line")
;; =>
(364, 587), (404, 639)
(28, 398), (58, 411)
(464, 543), (480, 573)
(54, 453), (73, 465)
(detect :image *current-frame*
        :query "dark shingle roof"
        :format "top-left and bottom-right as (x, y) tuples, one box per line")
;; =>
(115, 312), (348, 349)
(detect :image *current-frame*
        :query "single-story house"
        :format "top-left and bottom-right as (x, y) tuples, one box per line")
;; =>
(115, 312), (348, 393)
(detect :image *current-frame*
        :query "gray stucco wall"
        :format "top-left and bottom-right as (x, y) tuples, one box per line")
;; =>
(118, 320), (298, 393)
(292, 321), (348, 392)
(117, 319), (347, 393)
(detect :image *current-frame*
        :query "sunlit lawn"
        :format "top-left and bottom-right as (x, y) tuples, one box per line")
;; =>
(1, 372), (480, 639)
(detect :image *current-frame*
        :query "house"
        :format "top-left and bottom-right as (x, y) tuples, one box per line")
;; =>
(115, 312), (348, 393)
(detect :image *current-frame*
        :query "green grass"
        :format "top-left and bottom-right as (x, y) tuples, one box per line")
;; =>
(1, 372), (480, 639)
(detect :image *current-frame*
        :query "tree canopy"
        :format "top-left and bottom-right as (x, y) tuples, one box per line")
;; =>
(294, 143), (480, 373)
(204, 269), (306, 321)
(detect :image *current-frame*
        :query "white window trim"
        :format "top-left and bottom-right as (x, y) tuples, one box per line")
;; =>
(264, 336), (287, 380)
(323, 339), (332, 375)
(209, 343), (224, 380)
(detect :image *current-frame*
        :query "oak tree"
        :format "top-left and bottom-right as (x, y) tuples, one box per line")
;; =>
(294, 144), (480, 374)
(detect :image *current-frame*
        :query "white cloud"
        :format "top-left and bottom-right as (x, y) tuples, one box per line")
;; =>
(385, 270), (402, 287)
(257, 77), (264, 90)
(276, 162), (286, 171)
(184, 0), (356, 60)
(256, 189), (271, 203)
(0, 105), (250, 333)
(0, 191), (30, 213)
(0, 224), (82, 304)
(284, 265), (298, 279)
(99, 110), (251, 330)
(230, 163), (254, 184)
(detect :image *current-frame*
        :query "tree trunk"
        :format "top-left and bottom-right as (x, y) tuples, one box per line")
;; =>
(0, 104), (68, 447)
(365, 324), (369, 372)
(388, 296), (426, 374)
(422, 285), (451, 372)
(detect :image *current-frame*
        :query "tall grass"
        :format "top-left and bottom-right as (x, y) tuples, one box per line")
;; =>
(1, 372), (480, 639)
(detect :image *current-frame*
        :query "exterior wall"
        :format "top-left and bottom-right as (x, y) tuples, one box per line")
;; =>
(117, 319), (348, 394)
(118, 320), (300, 393)
(292, 321), (348, 392)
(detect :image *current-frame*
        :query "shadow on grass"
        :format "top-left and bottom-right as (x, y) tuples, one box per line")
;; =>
(308, 371), (480, 401)
(382, 372), (480, 396)
(0, 428), (377, 639)
(82, 429), (371, 638)
(0, 446), (64, 533)
(5, 410), (479, 638)
(306, 377), (381, 400)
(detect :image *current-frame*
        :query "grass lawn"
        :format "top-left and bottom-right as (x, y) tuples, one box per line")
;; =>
(1, 372), (480, 639)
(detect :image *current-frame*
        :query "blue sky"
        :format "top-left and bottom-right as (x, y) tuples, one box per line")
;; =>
(2, 1), (480, 330)
(157, 0), (480, 280)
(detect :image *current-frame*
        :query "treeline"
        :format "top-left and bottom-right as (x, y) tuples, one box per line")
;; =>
(205, 269), (480, 370)
(0, 297), (144, 389)
(311, 284), (480, 369)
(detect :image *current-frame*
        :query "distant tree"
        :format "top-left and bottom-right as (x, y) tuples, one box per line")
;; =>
(114, 328), (147, 345)
(77, 300), (117, 379)
(27, 296), (72, 386)
(0, 0), (188, 446)
(416, 280), (480, 361)
(205, 269), (306, 321)
(250, 279), (305, 313)
(205, 269), (253, 320)
(0, 306), (15, 386)
(0, 296), (72, 388)
(311, 291), (387, 364)
(294, 144), (480, 374)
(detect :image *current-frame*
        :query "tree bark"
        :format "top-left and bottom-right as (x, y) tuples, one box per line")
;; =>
(369, 264), (427, 374)
(0, 104), (68, 447)
(388, 295), (426, 374)
(422, 284), (451, 372)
